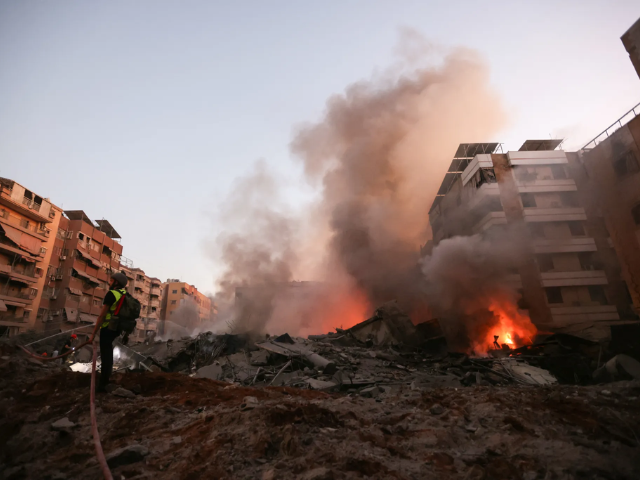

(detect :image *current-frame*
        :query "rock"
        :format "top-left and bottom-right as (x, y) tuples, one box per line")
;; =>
(171, 436), (182, 445)
(51, 417), (76, 431)
(196, 364), (223, 380)
(305, 378), (339, 391)
(430, 404), (445, 415)
(106, 444), (149, 468)
(112, 387), (136, 398)
(368, 351), (377, 358)
(241, 396), (259, 411)
(301, 467), (332, 480)
(359, 386), (382, 398)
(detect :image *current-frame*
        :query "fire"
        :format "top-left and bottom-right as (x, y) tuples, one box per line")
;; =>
(470, 299), (537, 356)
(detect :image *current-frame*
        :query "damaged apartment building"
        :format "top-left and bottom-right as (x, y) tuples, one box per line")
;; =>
(0, 178), (63, 336)
(160, 280), (215, 334)
(38, 210), (123, 333)
(428, 136), (639, 341)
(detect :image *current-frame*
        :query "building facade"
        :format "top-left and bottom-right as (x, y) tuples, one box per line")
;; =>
(428, 141), (632, 339)
(0, 178), (62, 336)
(121, 265), (164, 340)
(622, 17), (640, 80)
(160, 280), (215, 331)
(37, 210), (123, 334)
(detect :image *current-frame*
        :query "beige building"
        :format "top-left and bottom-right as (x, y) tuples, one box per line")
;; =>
(121, 265), (164, 340)
(160, 280), (215, 333)
(0, 178), (63, 336)
(622, 17), (640, 80)
(428, 141), (633, 339)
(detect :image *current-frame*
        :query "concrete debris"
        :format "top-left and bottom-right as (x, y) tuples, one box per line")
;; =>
(593, 354), (640, 383)
(50, 417), (76, 431)
(240, 396), (259, 411)
(499, 359), (558, 385)
(112, 387), (136, 398)
(196, 363), (223, 380)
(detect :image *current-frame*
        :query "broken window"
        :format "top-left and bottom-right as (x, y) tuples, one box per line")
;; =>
(588, 286), (607, 304)
(78, 232), (84, 240)
(102, 245), (112, 257)
(537, 255), (554, 272)
(551, 165), (567, 179)
(545, 287), (563, 304)
(613, 150), (639, 177)
(568, 221), (585, 236)
(520, 193), (536, 208)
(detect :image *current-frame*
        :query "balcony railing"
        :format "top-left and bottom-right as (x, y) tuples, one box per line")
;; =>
(0, 286), (36, 301)
(582, 101), (640, 150)
(0, 313), (28, 323)
(0, 212), (45, 236)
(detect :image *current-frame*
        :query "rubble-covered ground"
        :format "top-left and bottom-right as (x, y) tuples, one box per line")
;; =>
(1, 346), (640, 480)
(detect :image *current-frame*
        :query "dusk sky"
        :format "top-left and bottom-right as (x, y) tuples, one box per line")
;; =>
(2, 1), (639, 294)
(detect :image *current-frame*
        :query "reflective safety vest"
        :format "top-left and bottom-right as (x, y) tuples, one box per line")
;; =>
(101, 288), (127, 328)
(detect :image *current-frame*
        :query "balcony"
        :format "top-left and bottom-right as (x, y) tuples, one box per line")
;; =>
(516, 178), (577, 194)
(0, 312), (29, 324)
(550, 305), (619, 326)
(0, 188), (53, 223)
(0, 264), (39, 284)
(150, 287), (161, 297)
(532, 237), (597, 254)
(523, 207), (587, 223)
(0, 286), (35, 305)
(0, 240), (39, 261)
(540, 270), (608, 287)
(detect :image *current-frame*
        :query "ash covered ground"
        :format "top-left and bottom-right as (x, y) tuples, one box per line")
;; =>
(1, 337), (640, 480)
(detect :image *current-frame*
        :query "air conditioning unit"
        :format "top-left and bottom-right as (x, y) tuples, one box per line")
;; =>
(55, 274), (64, 280)
(60, 256), (67, 261)
(50, 275), (56, 281)
(40, 247), (47, 254)
(51, 295), (57, 300)
(51, 310), (61, 316)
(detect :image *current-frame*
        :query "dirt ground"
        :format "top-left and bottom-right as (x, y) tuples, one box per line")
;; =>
(1, 349), (640, 480)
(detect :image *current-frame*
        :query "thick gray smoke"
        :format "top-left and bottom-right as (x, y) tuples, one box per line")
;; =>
(421, 228), (537, 353)
(211, 32), (508, 335)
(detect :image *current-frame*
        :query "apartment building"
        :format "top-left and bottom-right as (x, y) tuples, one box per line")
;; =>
(161, 280), (215, 331)
(622, 17), (640, 80)
(37, 210), (123, 334)
(0, 178), (63, 336)
(428, 141), (629, 337)
(121, 265), (164, 340)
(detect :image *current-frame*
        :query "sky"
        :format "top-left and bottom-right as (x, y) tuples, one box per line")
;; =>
(1, 1), (639, 294)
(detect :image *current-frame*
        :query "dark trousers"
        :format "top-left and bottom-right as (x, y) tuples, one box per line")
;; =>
(99, 328), (120, 386)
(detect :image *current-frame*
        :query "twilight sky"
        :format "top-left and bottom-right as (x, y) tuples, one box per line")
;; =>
(1, 1), (639, 294)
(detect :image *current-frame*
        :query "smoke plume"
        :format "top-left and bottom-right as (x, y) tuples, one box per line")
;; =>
(211, 31), (508, 336)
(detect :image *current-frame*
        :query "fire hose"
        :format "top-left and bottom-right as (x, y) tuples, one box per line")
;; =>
(90, 338), (114, 480)
(19, 339), (114, 479)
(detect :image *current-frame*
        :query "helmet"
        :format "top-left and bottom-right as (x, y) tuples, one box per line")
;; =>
(110, 272), (128, 287)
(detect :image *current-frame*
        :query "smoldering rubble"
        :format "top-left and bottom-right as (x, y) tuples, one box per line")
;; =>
(2, 303), (640, 480)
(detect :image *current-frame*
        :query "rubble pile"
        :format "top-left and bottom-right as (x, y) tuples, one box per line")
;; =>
(1, 301), (640, 479)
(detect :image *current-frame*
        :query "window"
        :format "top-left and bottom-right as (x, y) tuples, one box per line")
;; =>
(578, 252), (600, 271)
(568, 221), (585, 236)
(588, 286), (607, 304)
(521, 193), (536, 208)
(613, 150), (639, 177)
(93, 299), (101, 306)
(172, 289), (177, 294)
(545, 287), (563, 304)
(560, 192), (579, 207)
(551, 165), (567, 180)
(171, 300), (176, 305)
(537, 255), (554, 272)
(78, 232), (85, 240)
(632, 204), (640, 225)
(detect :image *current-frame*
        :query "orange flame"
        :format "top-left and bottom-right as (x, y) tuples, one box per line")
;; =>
(470, 299), (537, 356)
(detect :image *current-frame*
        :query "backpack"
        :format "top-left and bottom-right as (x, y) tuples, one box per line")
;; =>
(109, 292), (141, 334)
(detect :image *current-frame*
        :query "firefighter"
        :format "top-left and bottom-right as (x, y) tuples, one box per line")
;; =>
(91, 272), (128, 392)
